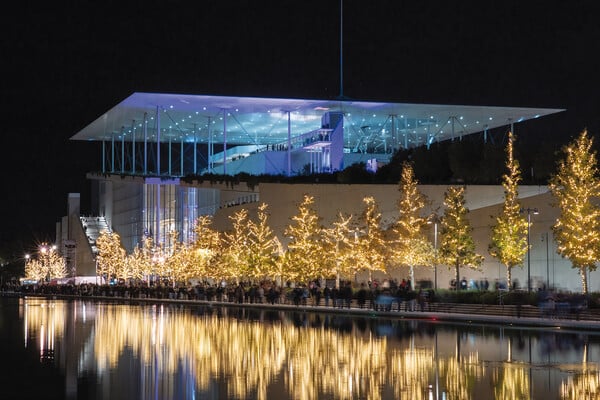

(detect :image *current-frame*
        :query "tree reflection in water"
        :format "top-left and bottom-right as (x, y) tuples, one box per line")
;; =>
(13, 297), (600, 400)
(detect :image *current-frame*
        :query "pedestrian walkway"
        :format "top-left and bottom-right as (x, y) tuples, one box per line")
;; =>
(7, 289), (600, 331)
(201, 299), (600, 331)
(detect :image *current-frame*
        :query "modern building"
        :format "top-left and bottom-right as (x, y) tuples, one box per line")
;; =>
(58, 93), (581, 290)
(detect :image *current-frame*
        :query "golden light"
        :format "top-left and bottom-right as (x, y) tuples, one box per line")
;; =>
(19, 298), (600, 399)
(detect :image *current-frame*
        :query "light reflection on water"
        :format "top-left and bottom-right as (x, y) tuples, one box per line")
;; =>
(8, 296), (600, 399)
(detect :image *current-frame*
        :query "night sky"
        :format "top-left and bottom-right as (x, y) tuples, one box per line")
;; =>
(2, 1), (600, 257)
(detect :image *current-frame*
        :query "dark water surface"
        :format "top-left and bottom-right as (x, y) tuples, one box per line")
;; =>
(0, 296), (598, 399)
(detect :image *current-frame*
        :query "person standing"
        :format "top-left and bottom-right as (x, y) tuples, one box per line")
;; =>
(357, 283), (367, 308)
(324, 286), (331, 307)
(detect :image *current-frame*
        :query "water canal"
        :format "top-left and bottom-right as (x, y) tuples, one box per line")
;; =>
(0, 296), (597, 399)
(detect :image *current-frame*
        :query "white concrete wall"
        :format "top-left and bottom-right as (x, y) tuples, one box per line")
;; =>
(213, 183), (586, 292)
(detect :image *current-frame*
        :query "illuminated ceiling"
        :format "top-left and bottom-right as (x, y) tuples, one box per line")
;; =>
(71, 92), (564, 148)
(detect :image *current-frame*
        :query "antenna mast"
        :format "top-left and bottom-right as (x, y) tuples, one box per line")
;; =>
(339, 0), (344, 99)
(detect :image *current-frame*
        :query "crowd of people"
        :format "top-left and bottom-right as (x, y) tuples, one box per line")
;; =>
(3, 277), (595, 321)
(2, 278), (437, 312)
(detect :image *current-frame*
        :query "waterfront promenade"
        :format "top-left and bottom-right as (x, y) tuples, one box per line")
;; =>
(4, 286), (600, 332)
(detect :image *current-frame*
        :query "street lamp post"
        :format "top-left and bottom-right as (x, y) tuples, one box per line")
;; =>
(543, 232), (550, 289)
(521, 208), (539, 292)
(429, 214), (440, 290)
(434, 220), (438, 290)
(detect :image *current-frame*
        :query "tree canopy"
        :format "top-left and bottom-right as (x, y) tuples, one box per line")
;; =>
(439, 186), (484, 287)
(549, 130), (600, 294)
(489, 132), (529, 290)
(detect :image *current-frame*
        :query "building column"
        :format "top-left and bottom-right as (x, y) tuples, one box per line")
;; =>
(102, 139), (106, 173)
(111, 132), (115, 173)
(131, 120), (136, 174)
(168, 128), (172, 176)
(390, 114), (396, 149)
(156, 106), (161, 175)
(193, 123), (197, 175)
(121, 127), (125, 174)
(287, 111), (291, 176)
(208, 117), (213, 172)
(404, 116), (408, 149)
(180, 135), (184, 176)
(451, 116), (456, 141)
(143, 113), (148, 175)
(223, 109), (227, 175)
(484, 124), (488, 144)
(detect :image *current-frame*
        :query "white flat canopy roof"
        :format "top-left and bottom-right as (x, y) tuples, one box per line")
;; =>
(71, 92), (564, 148)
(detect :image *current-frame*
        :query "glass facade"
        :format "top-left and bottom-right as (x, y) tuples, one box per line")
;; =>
(141, 184), (218, 252)
(98, 177), (224, 253)
(95, 174), (262, 254)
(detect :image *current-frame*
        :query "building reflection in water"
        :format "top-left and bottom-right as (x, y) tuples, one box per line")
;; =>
(17, 298), (600, 400)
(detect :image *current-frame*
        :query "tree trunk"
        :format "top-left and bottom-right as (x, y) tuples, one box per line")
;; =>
(455, 261), (460, 290)
(506, 266), (512, 291)
(581, 266), (588, 294)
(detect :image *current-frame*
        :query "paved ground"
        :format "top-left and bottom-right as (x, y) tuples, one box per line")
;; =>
(73, 295), (600, 331)
(210, 301), (600, 331)
(6, 291), (600, 331)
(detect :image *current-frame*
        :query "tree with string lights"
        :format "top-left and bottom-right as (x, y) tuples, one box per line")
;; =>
(24, 257), (45, 282)
(119, 251), (137, 283)
(322, 212), (355, 288)
(354, 196), (388, 283)
(549, 130), (600, 294)
(272, 237), (294, 287)
(176, 240), (198, 285)
(126, 237), (155, 284)
(246, 203), (279, 281)
(95, 231), (126, 283)
(284, 194), (324, 284)
(221, 209), (252, 282)
(489, 132), (529, 290)
(24, 244), (67, 282)
(390, 162), (435, 289)
(45, 245), (68, 281)
(439, 186), (484, 288)
(191, 215), (221, 281)
(163, 230), (195, 286)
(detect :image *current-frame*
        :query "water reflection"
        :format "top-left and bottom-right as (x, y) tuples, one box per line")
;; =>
(561, 370), (600, 399)
(13, 297), (600, 399)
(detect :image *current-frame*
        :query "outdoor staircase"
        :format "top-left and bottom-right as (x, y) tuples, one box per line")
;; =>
(80, 216), (111, 254)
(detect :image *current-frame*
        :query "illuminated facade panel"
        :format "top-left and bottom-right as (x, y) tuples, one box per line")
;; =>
(90, 175), (224, 253)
